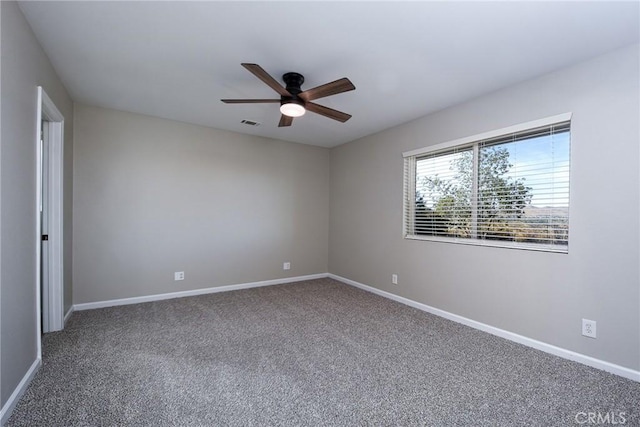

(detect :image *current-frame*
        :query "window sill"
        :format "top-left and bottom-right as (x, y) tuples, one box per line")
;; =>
(404, 234), (568, 254)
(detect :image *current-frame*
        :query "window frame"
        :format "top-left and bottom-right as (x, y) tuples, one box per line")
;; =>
(403, 113), (572, 253)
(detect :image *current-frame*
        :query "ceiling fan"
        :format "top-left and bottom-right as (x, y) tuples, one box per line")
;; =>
(221, 63), (356, 127)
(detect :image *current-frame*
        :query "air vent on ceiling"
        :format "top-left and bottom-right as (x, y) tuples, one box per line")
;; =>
(241, 119), (261, 127)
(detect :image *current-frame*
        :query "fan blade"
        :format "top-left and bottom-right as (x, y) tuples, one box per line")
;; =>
(242, 63), (291, 97)
(278, 115), (293, 127)
(221, 99), (281, 104)
(305, 102), (352, 122)
(299, 78), (355, 101)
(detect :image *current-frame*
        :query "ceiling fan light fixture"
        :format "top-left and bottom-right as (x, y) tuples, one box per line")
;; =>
(280, 100), (305, 118)
(222, 64), (355, 126)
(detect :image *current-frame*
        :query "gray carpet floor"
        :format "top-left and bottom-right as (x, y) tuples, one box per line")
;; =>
(7, 278), (639, 426)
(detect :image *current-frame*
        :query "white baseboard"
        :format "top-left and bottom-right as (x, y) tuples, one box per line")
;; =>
(328, 273), (640, 382)
(63, 306), (74, 324)
(73, 273), (329, 311)
(0, 358), (41, 425)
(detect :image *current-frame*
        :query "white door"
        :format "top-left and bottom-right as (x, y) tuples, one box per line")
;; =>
(36, 86), (65, 344)
(41, 120), (50, 333)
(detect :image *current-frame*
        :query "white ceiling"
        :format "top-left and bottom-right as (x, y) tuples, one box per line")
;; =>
(18, 1), (639, 148)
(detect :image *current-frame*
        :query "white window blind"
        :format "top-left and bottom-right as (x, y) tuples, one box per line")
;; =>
(403, 116), (571, 253)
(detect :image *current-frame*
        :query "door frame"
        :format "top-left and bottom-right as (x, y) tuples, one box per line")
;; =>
(36, 86), (64, 344)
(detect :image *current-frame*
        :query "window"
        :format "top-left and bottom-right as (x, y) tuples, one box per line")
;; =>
(403, 114), (571, 252)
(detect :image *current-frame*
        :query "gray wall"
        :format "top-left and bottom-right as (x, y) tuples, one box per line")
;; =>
(0, 1), (74, 407)
(329, 44), (640, 370)
(72, 104), (329, 304)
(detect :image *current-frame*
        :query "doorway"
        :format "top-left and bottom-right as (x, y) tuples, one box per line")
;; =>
(36, 87), (64, 344)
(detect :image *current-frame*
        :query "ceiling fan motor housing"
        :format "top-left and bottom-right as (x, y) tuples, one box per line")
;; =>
(282, 72), (305, 105)
(282, 72), (304, 94)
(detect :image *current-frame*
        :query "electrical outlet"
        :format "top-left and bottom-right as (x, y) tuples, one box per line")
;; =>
(283, 262), (291, 271)
(582, 319), (596, 338)
(392, 274), (398, 285)
(174, 271), (184, 281)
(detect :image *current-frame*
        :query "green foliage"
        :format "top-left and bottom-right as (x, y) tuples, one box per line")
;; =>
(415, 146), (537, 242)
(476, 147), (533, 240)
